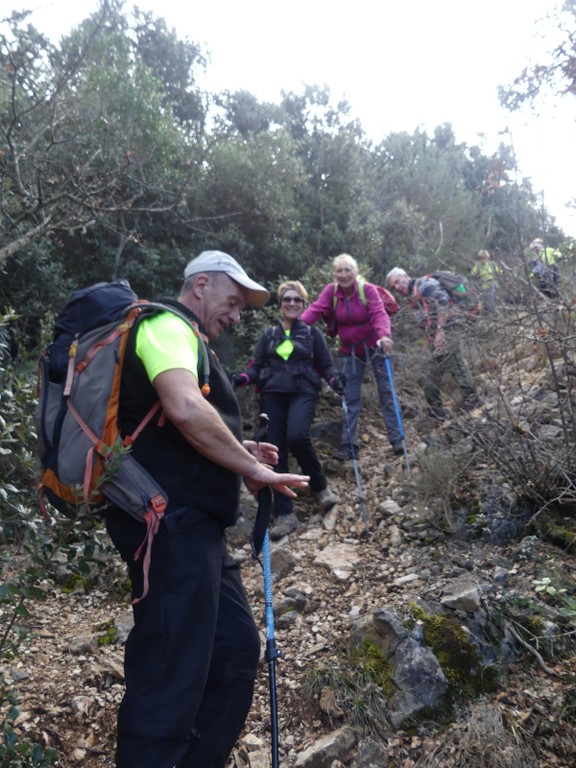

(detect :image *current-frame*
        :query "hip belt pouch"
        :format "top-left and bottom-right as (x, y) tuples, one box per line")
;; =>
(101, 454), (168, 604)
(100, 453), (168, 523)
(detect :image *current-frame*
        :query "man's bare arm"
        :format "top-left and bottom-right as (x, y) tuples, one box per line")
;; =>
(154, 368), (308, 495)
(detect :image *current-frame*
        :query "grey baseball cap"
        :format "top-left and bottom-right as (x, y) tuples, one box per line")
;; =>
(184, 250), (269, 307)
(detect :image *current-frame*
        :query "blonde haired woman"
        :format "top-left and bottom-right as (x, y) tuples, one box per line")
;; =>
(302, 254), (403, 461)
(233, 280), (344, 538)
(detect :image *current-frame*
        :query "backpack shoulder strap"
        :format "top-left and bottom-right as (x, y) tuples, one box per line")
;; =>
(356, 278), (368, 306)
(264, 324), (283, 354)
(298, 321), (314, 359)
(136, 301), (211, 396)
(411, 276), (437, 305)
(333, 278), (369, 306)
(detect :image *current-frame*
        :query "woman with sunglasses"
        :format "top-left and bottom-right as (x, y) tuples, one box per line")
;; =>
(232, 280), (345, 539)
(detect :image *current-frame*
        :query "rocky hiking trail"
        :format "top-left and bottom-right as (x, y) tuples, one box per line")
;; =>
(4, 329), (576, 767)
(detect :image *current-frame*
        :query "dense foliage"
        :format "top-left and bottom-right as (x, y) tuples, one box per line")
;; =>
(1, 0), (571, 358)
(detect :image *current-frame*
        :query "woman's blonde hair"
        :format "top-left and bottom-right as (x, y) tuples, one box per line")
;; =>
(332, 253), (358, 273)
(477, 249), (491, 260)
(277, 280), (308, 303)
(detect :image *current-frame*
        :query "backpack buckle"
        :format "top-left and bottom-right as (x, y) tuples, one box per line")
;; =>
(150, 493), (166, 516)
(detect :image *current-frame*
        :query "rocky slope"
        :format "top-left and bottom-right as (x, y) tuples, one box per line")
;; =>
(3, 314), (576, 768)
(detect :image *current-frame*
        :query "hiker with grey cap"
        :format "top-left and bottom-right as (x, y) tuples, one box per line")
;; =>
(103, 249), (309, 768)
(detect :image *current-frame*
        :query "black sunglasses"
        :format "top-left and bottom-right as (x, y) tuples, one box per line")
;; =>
(281, 296), (304, 304)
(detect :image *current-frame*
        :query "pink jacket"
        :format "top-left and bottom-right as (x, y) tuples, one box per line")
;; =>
(301, 281), (391, 356)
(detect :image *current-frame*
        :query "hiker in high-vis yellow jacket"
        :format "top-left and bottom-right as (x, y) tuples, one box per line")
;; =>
(528, 238), (561, 297)
(471, 249), (502, 314)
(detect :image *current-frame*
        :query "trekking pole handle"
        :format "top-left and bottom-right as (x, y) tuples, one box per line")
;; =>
(255, 412), (270, 444)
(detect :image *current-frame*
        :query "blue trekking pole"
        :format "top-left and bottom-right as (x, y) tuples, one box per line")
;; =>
(341, 397), (369, 534)
(251, 413), (280, 768)
(383, 356), (411, 473)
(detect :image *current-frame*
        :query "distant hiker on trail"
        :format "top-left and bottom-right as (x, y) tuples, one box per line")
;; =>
(232, 279), (343, 539)
(104, 251), (309, 768)
(386, 267), (481, 420)
(471, 249), (502, 314)
(301, 253), (405, 461)
(528, 237), (561, 297)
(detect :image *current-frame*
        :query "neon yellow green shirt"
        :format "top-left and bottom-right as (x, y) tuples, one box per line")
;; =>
(135, 312), (199, 384)
(471, 261), (501, 286)
(275, 329), (294, 361)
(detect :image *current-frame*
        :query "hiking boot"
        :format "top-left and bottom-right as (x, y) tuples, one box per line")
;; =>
(270, 512), (300, 541)
(391, 442), (404, 456)
(333, 445), (359, 461)
(317, 487), (339, 512)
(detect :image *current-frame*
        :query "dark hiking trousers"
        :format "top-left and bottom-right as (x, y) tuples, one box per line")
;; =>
(339, 352), (402, 449)
(259, 390), (327, 517)
(104, 506), (261, 768)
(421, 334), (476, 411)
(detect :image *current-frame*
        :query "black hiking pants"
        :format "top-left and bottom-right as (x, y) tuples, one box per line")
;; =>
(260, 390), (327, 517)
(104, 506), (261, 768)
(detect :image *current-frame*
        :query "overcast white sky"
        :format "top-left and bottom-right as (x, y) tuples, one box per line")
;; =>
(6, 0), (576, 235)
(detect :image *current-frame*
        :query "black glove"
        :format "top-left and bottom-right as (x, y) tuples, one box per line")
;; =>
(329, 373), (347, 395)
(230, 372), (249, 388)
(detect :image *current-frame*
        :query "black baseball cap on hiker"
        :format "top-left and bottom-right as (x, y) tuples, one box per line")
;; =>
(184, 250), (269, 307)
